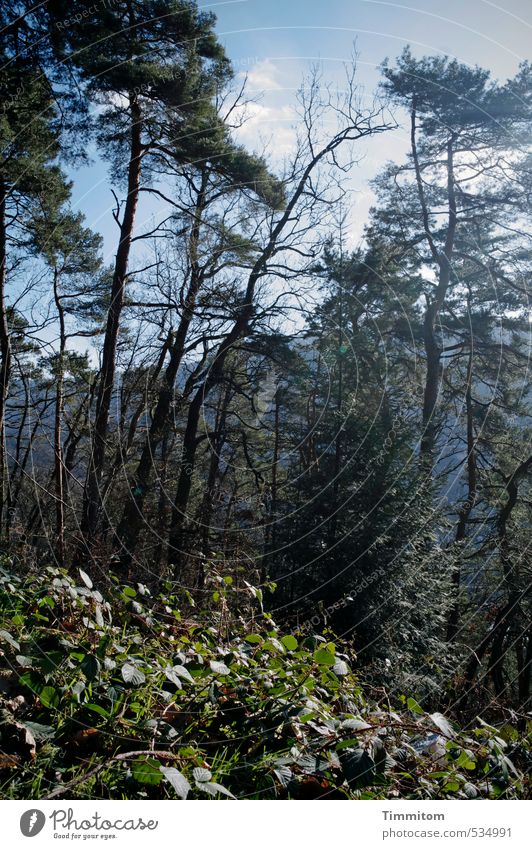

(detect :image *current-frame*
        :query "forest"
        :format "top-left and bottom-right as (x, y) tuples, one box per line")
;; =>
(0, 0), (531, 801)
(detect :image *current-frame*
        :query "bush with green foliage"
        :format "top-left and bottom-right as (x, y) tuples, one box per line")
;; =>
(0, 562), (530, 799)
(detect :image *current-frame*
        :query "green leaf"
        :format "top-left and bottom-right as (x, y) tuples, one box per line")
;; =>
(23, 721), (54, 741)
(39, 686), (60, 709)
(78, 569), (93, 589)
(332, 659), (349, 676)
(0, 629), (20, 651)
(244, 634), (262, 644)
(456, 750), (476, 770)
(341, 718), (371, 731)
(430, 712), (454, 737)
(281, 635), (298, 651)
(160, 766), (191, 799)
(209, 660), (230, 675)
(81, 654), (101, 681)
(196, 781), (235, 798)
(298, 711), (317, 723)
(171, 664), (193, 683)
(132, 758), (162, 786)
(192, 767), (212, 782)
(19, 671), (42, 694)
(407, 697), (424, 715)
(85, 703), (110, 718)
(121, 663), (145, 686)
(263, 639), (284, 654)
(336, 738), (362, 751)
(340, 748), (376, 789)
(39, 596), (55, 609)
(165, 668), (182, 688)
(313, 648), (336, 666)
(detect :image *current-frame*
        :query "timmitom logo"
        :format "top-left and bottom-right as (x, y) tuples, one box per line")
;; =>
(20, 809), (46, 837)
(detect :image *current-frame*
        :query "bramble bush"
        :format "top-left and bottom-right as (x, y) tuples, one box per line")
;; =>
(0, 561), (530, 800)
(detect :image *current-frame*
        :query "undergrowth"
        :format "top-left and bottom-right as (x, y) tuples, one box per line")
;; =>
(0, 562), (531, 800)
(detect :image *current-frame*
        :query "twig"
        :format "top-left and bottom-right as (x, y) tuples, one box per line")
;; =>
(43, 749), (182, 799)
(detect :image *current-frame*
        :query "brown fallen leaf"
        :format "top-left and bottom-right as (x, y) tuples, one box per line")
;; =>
(14, 721), (37, 760)
(0, 753), (21, 770)
(72, 728), (100, 748)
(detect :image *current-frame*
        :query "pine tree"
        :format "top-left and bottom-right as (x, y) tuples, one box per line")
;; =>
(48, 0), (234, 551)
(0, 11), (72, 536)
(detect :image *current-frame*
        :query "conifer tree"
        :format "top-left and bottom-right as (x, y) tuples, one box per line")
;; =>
(48, 0), (234, 549)
(0, 9), (72, 535)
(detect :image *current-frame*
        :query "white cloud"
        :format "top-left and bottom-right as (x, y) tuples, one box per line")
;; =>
(238, 58), (284, 93)
(234, 100), (297, 158)
(231, 59), (301, 158)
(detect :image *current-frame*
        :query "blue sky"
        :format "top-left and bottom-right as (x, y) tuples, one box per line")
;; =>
(214, 0), (532, 78)
(69, 0), (532, 261)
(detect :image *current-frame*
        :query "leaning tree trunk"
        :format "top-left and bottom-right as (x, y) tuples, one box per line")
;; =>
(80, 97), (143, 554)
(166, 116), (385, 572)
(167, 310), (252, 568)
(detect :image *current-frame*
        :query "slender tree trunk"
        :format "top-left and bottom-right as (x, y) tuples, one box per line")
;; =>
(152, 430), (172, 575)
(517, 626), (532, 710)
(458, 454), (532, 710)
(10, 394), (51, 531)
(200, 382), (230, 557)
(102, 329), (172, 508)
(261, 391), (280, 583)
(447, 315), (476, 641)
(53, 270), (67, 567)
(65, 382), (96, 475)
(166, 306), (252, 566)
(80, 96), (143, 552)
(115, 175), (207, 569)
(329, 278), (344, 547)
(0, 180), (12, 538)
(410, 104), (457, 458)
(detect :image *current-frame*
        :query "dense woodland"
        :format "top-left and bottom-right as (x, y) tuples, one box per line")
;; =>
(0, 1), (531, 800)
